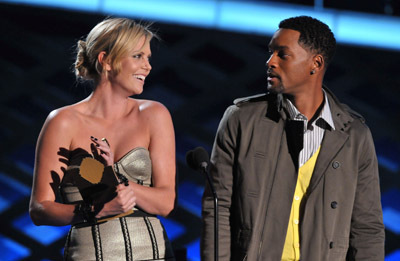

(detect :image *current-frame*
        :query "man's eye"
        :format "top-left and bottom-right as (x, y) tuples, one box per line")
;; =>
(278, 51), (288, 58)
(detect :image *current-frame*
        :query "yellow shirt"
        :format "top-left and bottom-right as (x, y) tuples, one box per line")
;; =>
(281, 146), (321, 261)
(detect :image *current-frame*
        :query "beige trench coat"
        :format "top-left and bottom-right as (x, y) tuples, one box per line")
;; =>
(201, 88), (384, 261)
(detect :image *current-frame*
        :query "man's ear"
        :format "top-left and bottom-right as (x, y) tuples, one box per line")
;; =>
(98, 51), (112, 71)
(312, 54), (324, 73)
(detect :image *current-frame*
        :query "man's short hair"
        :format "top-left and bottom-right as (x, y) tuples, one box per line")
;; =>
(279, 16), (336, 67)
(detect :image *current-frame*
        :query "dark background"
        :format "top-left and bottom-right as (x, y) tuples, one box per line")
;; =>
(0, 1), (399, 260)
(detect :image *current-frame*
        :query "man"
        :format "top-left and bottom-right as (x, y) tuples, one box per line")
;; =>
(201, 16), (384, 260)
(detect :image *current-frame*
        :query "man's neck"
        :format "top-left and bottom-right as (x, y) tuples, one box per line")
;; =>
(285, 88), (324, 120)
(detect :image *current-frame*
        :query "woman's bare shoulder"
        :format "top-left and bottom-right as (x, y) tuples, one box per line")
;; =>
(136, 99), (170, 115)
(43, 103), (84, 133)
(135, 99), (173, 130)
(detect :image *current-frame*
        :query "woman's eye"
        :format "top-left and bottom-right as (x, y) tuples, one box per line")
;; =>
(133, 54), (142, 59)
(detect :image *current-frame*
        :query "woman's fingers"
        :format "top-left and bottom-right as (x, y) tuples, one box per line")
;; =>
(96, 185), (135, 218)
(90, 136), (114, 166)
(116, 184), (136, 211)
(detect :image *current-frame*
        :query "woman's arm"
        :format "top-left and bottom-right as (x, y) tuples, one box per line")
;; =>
(29, 108), (81, 226)
(128, 101), (176, 217)
(30, 110), (138, 224)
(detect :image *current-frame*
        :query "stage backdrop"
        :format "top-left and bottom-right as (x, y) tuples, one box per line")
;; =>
(0, 3), (399, 260)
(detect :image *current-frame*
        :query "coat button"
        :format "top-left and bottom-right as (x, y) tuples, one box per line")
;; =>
(331, 201), (338, 209)
(329, 242), (334, 248)
(332, 161), (340, 169)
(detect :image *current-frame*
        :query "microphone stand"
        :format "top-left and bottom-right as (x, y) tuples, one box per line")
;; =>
(201, 162), (218, 261)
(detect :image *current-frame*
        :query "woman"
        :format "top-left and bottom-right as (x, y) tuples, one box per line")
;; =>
(29, 18), (176, 260)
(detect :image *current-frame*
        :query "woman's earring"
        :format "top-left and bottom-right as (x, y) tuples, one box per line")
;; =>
(310, 69), (316, 75)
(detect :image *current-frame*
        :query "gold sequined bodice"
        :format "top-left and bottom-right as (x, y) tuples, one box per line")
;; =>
(114, 147), (152, 186)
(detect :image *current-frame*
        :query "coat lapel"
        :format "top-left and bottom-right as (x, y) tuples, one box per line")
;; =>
(307, 86), (353, 193)
(308, 129), (348, 192)
(308, 87), (352, 193)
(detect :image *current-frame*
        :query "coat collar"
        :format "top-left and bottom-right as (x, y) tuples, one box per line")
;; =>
(261, 86), (360, 132)
(261, 87), (362, 193)
(234, 86), (363, 133)
(323, 86), (365, 132)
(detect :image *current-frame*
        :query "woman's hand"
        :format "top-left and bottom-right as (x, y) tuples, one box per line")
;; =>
(95, 184), (136, 218)
(90, 136), (114, 166)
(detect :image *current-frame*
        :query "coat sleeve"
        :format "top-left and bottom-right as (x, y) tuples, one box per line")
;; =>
(347, 127), (385, 260)
(201, 105), (239, 261)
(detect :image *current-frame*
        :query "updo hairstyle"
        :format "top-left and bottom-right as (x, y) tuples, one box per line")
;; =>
(74, 18), (154, 82)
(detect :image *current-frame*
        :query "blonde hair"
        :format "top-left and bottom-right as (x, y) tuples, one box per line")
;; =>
(74, 18), (154, 82)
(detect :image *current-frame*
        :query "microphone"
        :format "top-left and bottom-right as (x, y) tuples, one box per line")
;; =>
(186, 146), (209, 172)
(186, 146), (218, 261)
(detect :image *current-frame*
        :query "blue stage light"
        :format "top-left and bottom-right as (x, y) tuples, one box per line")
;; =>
(1, 0), (400, 51)
(0, 172), (30, 213)
(12, 213), (70, 246)
(386, 249), (400, 261)
(185, 238), (201, 261)
(0, 234), (31, 261)
(104, 0), (218, 28)
(158, 216), (186, 241)
(178, 181), (204, 218)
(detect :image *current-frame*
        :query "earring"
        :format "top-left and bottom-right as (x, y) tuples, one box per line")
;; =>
(310, 69), (315, 75)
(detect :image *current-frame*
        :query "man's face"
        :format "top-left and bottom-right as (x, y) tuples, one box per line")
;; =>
(266, 28), (314, 95)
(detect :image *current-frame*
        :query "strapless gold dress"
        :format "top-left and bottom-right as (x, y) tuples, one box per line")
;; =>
(60, 147), (175, 261)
